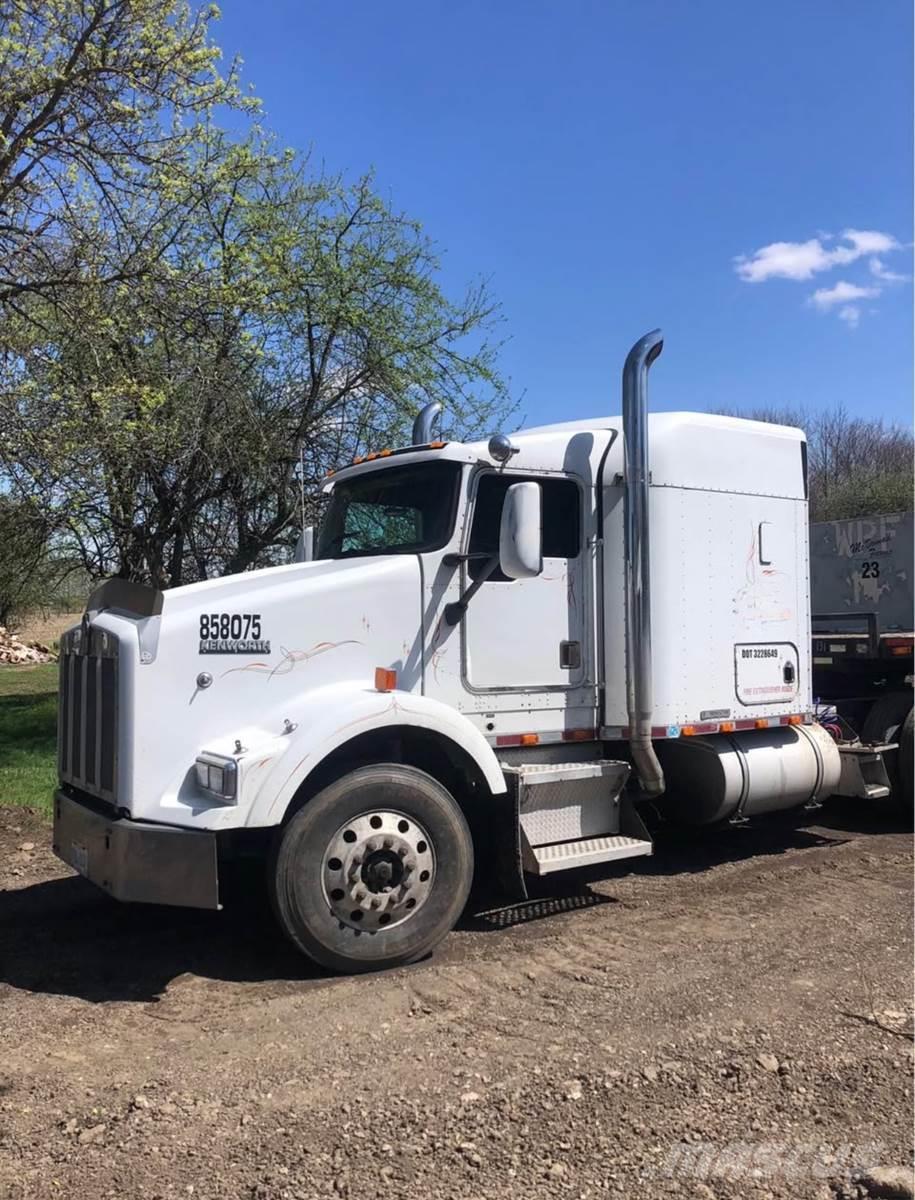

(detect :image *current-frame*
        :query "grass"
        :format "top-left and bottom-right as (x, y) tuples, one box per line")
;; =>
(0, 663), (59, 813)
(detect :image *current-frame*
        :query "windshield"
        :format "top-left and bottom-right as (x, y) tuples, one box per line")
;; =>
(316, 461), (462, 559)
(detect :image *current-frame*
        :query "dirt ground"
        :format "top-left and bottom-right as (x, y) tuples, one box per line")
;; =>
(0, 802), (911, 1200)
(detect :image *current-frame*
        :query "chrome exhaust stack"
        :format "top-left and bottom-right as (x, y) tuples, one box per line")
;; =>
(412, 401), (443, 445)
(622, 329), (665, 796)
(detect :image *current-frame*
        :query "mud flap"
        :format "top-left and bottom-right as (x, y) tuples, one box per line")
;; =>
(493, 785), (528, 901)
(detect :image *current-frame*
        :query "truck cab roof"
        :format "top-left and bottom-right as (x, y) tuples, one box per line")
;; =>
(330, 411), (807, 501)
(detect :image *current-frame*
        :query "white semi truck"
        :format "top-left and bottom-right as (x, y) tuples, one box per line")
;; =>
(53, 330), (884, 973)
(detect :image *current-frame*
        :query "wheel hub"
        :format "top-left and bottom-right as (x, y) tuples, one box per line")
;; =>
(362, 849), (403, 892)
(322, 810), (435, 933)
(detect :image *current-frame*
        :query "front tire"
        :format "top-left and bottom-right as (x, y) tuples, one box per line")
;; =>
(270, 764), (474, 973)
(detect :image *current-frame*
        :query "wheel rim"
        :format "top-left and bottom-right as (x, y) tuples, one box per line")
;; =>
(321, 809), (436, 933)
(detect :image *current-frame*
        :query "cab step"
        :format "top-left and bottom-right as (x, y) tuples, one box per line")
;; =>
(526, 834), (653, 875)
(501, 757), (654, 882)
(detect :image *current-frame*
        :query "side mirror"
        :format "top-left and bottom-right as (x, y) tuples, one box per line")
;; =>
(294, 526), (315, 563)
(499, 482), (542, 579)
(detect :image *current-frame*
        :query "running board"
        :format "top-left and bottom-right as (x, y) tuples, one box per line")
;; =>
(524, 834), (653, 875)
(500, 759), (654, 893)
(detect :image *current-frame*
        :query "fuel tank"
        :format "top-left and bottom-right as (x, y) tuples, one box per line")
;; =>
(655, 722), (841, 825)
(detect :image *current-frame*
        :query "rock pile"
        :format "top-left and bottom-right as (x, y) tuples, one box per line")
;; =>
(0, 626), (56, 664)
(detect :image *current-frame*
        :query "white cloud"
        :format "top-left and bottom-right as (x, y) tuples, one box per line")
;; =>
(735, 228), (901, 283)
(841, 229), (899, 256)
(838, 305), (861, 328)
(808, 280), (880, 311)
(735, 238), (837, 282)
(736, 226), (908, 329)
(870, 256), (910, 283)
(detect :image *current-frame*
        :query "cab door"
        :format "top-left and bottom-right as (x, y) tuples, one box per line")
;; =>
(462, 471), (587, 692)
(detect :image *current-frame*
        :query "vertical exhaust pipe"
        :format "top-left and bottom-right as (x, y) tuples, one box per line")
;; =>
(622, 329), (665, 796)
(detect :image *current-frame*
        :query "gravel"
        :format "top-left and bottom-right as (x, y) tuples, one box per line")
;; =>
(0, 801), (911, 1199)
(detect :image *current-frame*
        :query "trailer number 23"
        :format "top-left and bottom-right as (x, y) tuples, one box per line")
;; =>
(860, 561), (880, 579)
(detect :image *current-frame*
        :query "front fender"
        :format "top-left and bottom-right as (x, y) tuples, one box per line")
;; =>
(244, 682), (507, 827)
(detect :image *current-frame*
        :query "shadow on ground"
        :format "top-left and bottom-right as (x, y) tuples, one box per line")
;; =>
(0, 800), (905, 1006)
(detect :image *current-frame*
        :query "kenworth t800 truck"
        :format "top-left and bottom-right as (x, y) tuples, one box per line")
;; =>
(53, 330), (883, 973)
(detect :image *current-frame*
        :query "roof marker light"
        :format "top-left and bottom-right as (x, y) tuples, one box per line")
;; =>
(374, 667), (397, 693)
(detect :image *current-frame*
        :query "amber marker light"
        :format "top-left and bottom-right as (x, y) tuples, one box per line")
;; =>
(374, 668), (397, 692)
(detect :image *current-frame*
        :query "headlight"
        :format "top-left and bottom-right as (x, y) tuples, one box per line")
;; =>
(195, 753), (238, 803)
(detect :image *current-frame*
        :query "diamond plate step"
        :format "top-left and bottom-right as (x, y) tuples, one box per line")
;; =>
(529, 834), (653, 875)
(862, 782), (891, 799)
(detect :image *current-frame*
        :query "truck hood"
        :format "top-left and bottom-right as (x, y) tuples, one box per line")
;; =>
(95, 555), (424, 822)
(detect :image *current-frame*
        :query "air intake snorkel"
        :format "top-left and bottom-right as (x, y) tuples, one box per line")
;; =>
(412, 402), (443, 445)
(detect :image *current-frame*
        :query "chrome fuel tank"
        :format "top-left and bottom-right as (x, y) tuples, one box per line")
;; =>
(655, 722), (841, 825)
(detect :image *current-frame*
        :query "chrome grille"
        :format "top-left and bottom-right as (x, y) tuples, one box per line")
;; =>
(58, 625), (119, 804)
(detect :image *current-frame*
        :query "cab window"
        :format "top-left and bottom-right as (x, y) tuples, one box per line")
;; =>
(467, 473), (581, 578)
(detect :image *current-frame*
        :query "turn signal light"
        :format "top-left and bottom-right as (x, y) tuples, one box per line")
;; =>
(374, 667), (397, 693)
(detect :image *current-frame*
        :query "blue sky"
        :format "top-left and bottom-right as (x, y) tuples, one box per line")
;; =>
(217, 0), (913, 428)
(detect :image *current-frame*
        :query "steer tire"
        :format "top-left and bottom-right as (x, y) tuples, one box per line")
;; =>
(269, 764), (473, 974)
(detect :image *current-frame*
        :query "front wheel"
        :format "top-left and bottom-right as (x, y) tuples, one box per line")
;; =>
(270, 764), (474, 973)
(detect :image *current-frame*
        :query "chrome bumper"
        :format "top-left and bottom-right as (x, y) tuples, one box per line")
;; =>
(52, 789), (219, 909)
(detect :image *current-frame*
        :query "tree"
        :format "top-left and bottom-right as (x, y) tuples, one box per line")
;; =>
(0, 0), (253, 305)
(716, 404), (913, 522)
(0, 494), (51, 625)
(0, 131), (512, 587)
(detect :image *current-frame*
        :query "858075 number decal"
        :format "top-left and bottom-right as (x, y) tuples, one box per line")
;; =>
(199, 613), (269, 654)
(199, 613), (261, 641)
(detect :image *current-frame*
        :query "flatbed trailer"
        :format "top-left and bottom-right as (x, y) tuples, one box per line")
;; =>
(810, 512), (914, 803)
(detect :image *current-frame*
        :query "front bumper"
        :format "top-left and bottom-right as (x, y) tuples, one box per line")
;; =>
(52, 789), (219, 909)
